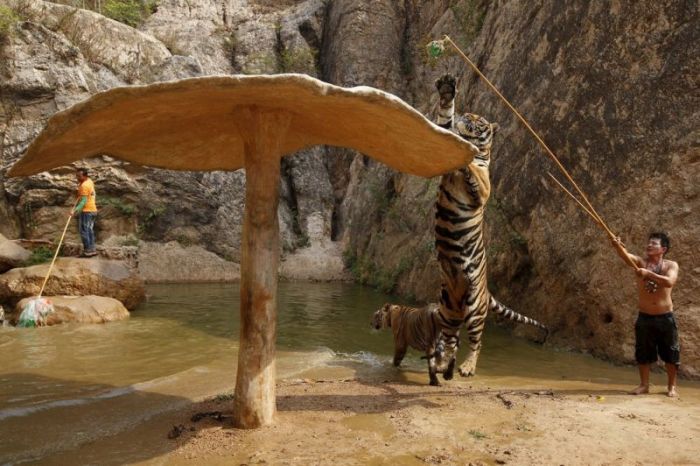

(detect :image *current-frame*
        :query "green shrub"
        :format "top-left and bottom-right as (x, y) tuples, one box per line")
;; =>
(25, 246), (55, 266)
(100, 196), (136, 216)
(119, 234), (140, 247)
(343, 249), (413, 294)
(103, 0), (155, 28)
(279, 47), (317, 74)
(450, 0), (487, 46)
(137, 204), (166, 236)
(0, 5), (19, 43)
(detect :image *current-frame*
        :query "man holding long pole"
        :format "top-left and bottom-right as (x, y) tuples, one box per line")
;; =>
(612, 233), (680, 397)
(70, 168), (98, 257)
(430, 36), (684, 397)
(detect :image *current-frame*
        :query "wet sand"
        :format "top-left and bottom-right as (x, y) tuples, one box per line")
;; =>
(48, 365), (699, 466)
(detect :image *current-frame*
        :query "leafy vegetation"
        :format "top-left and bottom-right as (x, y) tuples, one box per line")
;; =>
(100, 196), (136, 216)
(102, 0), (155, 27)
(0, 5), (19, 43)
(450, 0), (487, 47)
(343, 250), (414, 294)
(137, 204), (166, 237)
(24, 246), (55, 266)
(279, 46), (317, 74)
(118, 234), (140, 247)
(49, 0), (157, 28)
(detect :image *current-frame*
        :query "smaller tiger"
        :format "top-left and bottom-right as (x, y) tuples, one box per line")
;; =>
(372, 303), (457, 386)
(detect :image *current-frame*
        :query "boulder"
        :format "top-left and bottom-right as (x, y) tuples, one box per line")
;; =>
(9, 295), (129, 326)
(0, 234), (31, 273)
(0, 258), (145, 309)
(137, 241), (240, 283)
(279, 240), (351, 282)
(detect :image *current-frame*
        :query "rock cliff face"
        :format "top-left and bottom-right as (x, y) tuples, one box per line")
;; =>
(0, 0), (697, 375)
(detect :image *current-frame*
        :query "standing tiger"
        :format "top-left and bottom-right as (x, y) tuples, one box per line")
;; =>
(371, 303), (456, 386)
(434, 74), (548, 377)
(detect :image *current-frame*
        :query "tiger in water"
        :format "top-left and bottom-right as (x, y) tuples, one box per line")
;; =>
(371, 303), (456, 386)
(434, 74), (548, 377)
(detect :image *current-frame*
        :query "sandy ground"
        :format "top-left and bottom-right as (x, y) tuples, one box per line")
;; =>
(133, 368), (700, 466)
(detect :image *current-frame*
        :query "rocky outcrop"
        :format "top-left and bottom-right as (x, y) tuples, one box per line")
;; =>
(137, 241), (240, 283)
(279, 238), (351, 282)
(0, 257), (145, 309)
(9, 295), (129, 325)
(0, 0), (335, 266)
(0, 233), (31, 272)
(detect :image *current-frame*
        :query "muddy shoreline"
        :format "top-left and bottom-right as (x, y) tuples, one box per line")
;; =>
(38, 365), (700, 466)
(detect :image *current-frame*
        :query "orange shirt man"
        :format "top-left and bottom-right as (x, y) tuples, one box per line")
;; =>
(69, 168), (98, 257)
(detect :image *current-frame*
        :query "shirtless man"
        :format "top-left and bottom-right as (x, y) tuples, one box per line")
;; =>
(613, 232), (680, 397)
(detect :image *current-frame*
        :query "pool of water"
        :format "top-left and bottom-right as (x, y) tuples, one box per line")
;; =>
(0, 282), (692, 464)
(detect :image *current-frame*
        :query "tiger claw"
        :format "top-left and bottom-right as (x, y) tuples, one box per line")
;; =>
(435, 74), (457, 90)
(458, 359), (477, 377)
(435, 74), (457, 103)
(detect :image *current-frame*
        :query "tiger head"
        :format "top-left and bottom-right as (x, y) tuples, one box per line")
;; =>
(371, 303), (393, 330)
(455, 113), (499, 153)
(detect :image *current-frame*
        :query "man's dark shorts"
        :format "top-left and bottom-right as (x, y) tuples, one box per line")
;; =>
(635, 312), (680, 365)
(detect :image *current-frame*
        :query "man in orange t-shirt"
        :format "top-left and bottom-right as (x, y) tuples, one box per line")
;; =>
(69, 168), (98, 257)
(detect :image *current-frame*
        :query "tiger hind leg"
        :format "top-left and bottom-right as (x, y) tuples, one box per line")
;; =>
(458, 337), (483, 377)
(458, 311), (486, 376)
(458, 349), (481, 377)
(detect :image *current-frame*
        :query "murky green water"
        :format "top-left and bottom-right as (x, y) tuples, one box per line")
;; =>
(0, 282), (694, 464)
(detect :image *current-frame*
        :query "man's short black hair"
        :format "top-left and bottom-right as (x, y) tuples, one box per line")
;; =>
(77, 167), (88, 177)
(649, 232), (670, 253)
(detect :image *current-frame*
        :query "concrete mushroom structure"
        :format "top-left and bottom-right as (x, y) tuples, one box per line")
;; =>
(8, 74), (478, 428)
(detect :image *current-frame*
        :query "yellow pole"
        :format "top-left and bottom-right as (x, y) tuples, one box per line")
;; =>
(37, 210), (75, 298)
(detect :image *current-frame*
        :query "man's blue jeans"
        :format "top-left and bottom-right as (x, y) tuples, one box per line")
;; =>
(78, 212), (96, 253)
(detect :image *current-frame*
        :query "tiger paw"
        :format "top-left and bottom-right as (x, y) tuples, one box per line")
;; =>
(458, 361), (477, 377)
(435, 74), (457, 102)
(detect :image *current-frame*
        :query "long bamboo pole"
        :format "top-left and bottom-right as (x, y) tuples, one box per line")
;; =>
(547, 173), (600, 228)
(442, 35), (638, 270)
(37, 203), (78, 298)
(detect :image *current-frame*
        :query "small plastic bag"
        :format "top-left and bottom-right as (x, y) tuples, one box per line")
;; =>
(17, 298), (54, 328)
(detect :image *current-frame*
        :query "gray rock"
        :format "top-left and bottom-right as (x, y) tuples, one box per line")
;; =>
(137, 241), (240, 283)
(0, 233), (31, 273)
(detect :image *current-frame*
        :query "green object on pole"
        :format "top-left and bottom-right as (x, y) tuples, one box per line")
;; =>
(427, 40), (445, 59)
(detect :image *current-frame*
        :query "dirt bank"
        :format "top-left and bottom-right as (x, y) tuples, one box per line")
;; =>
(137, 368), (699, 466)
